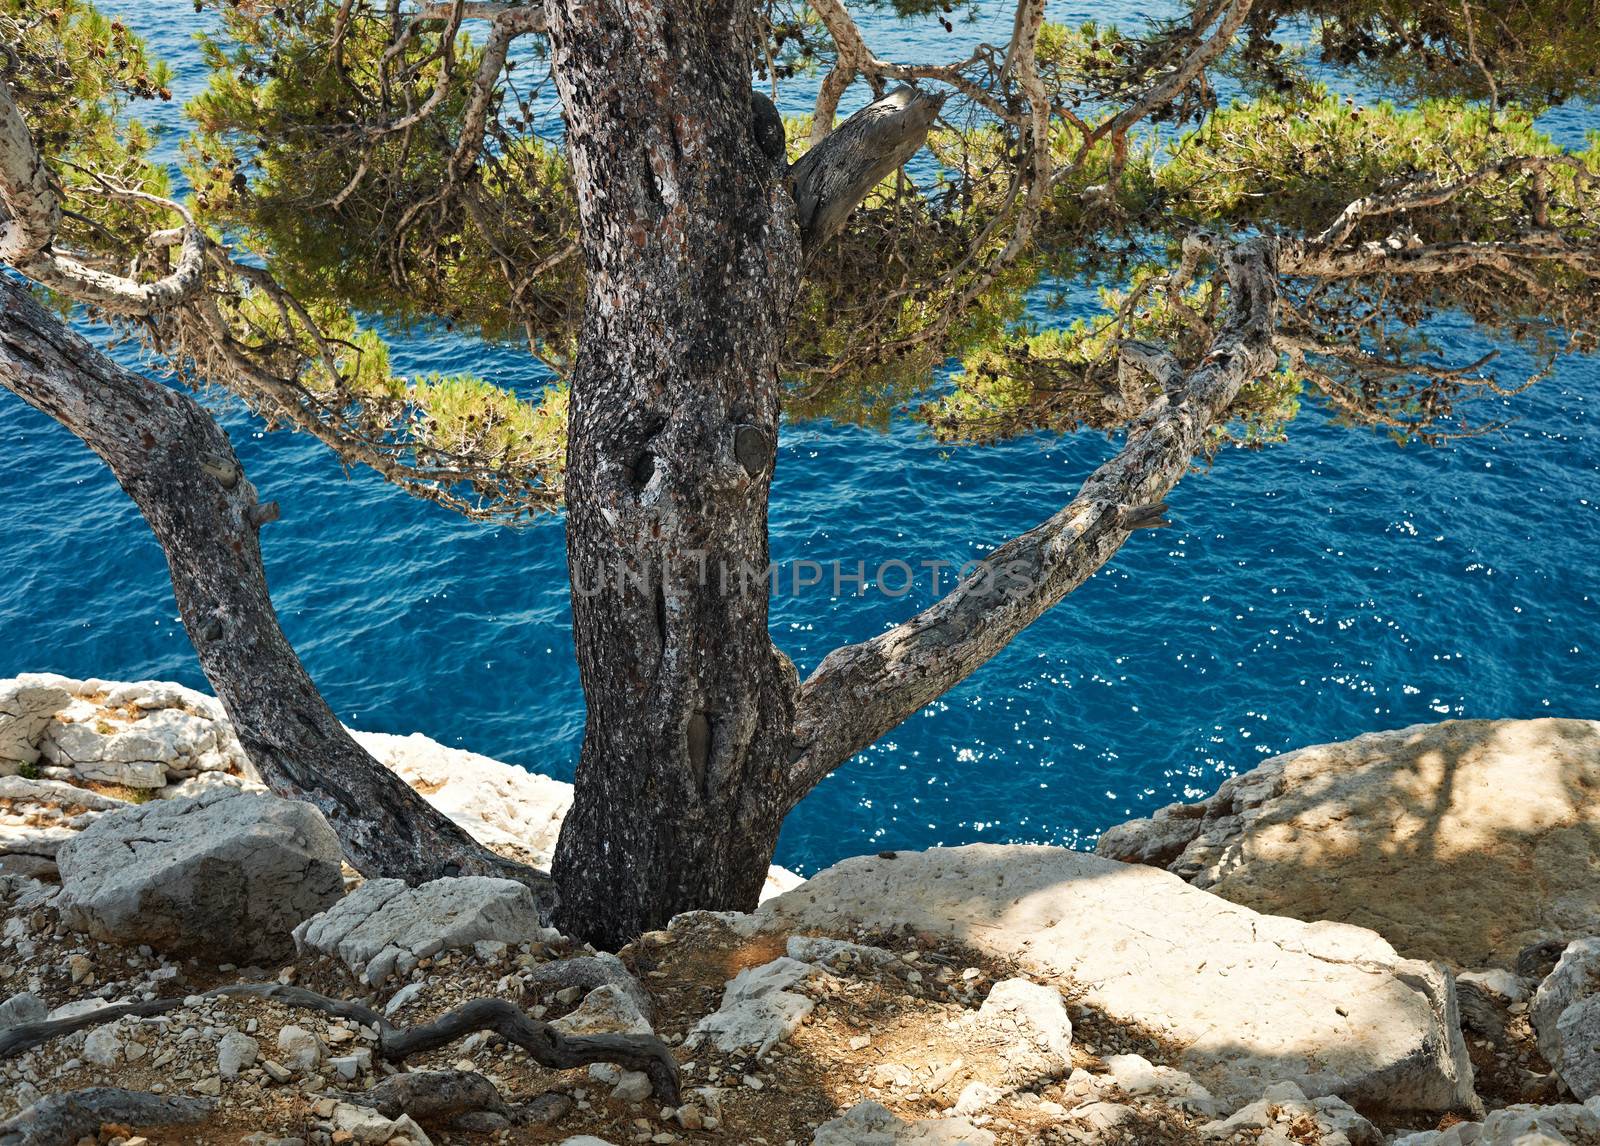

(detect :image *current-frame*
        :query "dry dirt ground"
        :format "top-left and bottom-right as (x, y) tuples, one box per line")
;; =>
(0, 877), (1228, 1146)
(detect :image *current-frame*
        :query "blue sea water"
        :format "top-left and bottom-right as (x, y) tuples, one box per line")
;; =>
(0, 2), (1597, 873)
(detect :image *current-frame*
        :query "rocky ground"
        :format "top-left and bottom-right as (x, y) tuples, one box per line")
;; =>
(5, 678), (1600, 1146)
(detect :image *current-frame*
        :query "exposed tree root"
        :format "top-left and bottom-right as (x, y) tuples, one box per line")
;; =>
(0, 981), (680, 1102)
(0, 1088), (214, 1146)
(341, 1069), (512, 1123)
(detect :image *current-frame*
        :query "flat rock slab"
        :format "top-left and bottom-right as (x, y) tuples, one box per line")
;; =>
(756, 844), (1474, 1116)
(294, 876), (545, 986)
(55, 790), (343, 961)
(1097, 719), (1600, 969)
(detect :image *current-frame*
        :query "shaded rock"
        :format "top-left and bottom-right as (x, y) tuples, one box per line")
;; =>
(56, 790), (342, 960)
(1102, 1053), (1219, 1115)
(1456, 968), (1532, 1040)
(1097, 719), (1600, 969)
(548, 983), (653, 1038)
(0, 991), (47, 1030)
(1201, 1081), (1378, 1145)
(689, 956), (816, 1056)
(812, 1100), (995, 1145)
(1532, 938), (1600, 1098)
(1392, 1097), (1600, 1145)
(293, 876), (544, 986)
(757, 844), (1475, 1114)
(0, 679), (69, 768)
(972, 978), (1073, 1086)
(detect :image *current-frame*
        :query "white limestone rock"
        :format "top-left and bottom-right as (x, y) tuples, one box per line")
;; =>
(41, 720), (169, 788)
(0, 991), (46, 1031)
(1102, 1053), (1220, 1115)
(972, 978), (1073, 1086)
(1201, 1081), (1378, 1145)
(330, 1099), (434, 1145)
(549, 984), (654, 1038)
(1532, 938), (1600, 1099)
(350, 731), (571, 868)
(352, 728), (803, 898)
(786, 935), (900, 970)
(689, 956), (817, 1056)
(56, 789), (343, 960)
(277, 1025), (323, 1072)
(0, 679), (70, 768)
(757, 844), (1475, 1115)
(812, 1100), (996, 1145)
(0, 775), (128, 811)
(293, 876), (545, 986)
(218, 1031), (259, 1078)
(1392, 1098), (1600, 1145)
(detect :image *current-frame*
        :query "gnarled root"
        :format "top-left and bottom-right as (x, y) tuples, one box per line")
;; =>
(0, 1088), (214, 1146)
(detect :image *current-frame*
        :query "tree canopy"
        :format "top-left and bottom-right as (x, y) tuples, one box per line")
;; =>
(5, 0), (1595, 516)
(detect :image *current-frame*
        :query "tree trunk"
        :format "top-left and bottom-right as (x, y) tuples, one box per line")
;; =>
(0, 277), (546, 899)
(546, 0), (805, 947)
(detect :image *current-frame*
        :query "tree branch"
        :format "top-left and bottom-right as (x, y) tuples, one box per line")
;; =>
(0, 80), (206, 313)
(787, 236), (1281, 792)
(0, 275), (549, 893)
(791, 85), (944, 252)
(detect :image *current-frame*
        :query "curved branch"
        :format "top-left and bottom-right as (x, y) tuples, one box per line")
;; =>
(787, 236), (1281, 792)
(791, 85), (944, 251)
(0, 81), (206, 313)
(0, 275), (549, 890)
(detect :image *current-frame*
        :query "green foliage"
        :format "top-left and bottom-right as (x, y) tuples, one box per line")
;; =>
(1245, 0), (1600, 108)
(187, 2), (579, 346)
(10, 0), (1599, 516)
(1, 0), (177, 269)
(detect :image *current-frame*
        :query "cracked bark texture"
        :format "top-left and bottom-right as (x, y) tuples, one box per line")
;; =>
(0, 276), (542, 893)
(546, 0), (806, 947)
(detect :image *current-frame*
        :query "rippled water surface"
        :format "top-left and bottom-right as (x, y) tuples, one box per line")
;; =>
(1, 2), (1597, 872)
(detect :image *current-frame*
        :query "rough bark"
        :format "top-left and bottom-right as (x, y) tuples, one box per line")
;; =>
(0, 276), (543, 894)
(0, 1088), (214, 1146)
(545, 0), (805, 947)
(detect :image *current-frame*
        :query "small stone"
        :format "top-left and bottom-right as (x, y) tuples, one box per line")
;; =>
(83, 1024), (121, 1066)
(278, 1025), (322, 1072)
(848, 1035), (871, 1051)
(67, 954), (92, 984)
(329, 1050), (371, 1081)
(218, 1031), (259, 1078)
(612, 1070), (653, 1103)
(192, 1075), (222, 1096)
(262, 1058), (293, 1083)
